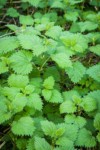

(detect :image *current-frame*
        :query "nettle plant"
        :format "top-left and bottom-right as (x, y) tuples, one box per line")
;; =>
(0, 0), (100, 150)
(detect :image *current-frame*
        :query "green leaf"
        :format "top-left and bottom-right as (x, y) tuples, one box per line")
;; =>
(64, 124), (79, 142)
(11, 93), (27, 113)
(8, 74), (29, 88)
(45, 26), (62, 40)
(41, 120), (56, 137)
(26, 137), (35, 150)
(0, 61), (8, 74)
(51, 53), (72, 69)
(97, 132), (100, 142)
(0, 112), (12, 124)
(23, 85), (35, 95)
(56, 137), (74, 150)
(75, 128), (96, 147)
(43, 89), (63, 103)
(11, 116), (35, 136)
(89, 45), (100, 56)
(6, 7), (19, 17)
(34, 137), (51, 150)
(10, 50), (33, 74)
(42, 89), (52, 101)
(87, 63), (100, 82)
(64, 11), (79, 22)
(78, 21), (98, 32)
(60, 32), (88, 53)
(27, 93), (43, 111)
(65, 114), (86, 128)
(94, 113), (100, 130)
(22, 0), (41, 7)
(81, 96), (97, 112)
(3, 87), (20, 100)
(60, 101), (77, 114)
(0, 36), (19, 54)
(19, 15), (34, 25)
(66, 61), (86, 83)
(43, 76), (55, 90)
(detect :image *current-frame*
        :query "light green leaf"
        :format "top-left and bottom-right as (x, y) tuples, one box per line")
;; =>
(27, 93), (43, 111)
(11, 116), (35, 136)
(43, 76), (55, 90)
(19, 15), (34, 25)
(51, 53), (72, 69)
(56, 137), (74, 150)
(94, 113), (100, 130)
(0, 36), (19, 54)
(60, 32), (88, 53)
(10, 50), (33, 74)
(41, 120), (56, 137)
(87, 63), (100, 82)
(60, 101), (77, 114)
(6, 7), (19, 17)
(81, 96), (97, 112)
(45, 26), (62, 40)
(66, 61), (86, 83)
(42, 89), (52, 101)
(78, 21), (98, 32)
(11, 93), (27, 113)
(65, 114), (86, 128)
(34, 137), (51, 150)
(89, 45), (100, 56)
(75, 128), (96, 147)
(8, 74), (29, 88)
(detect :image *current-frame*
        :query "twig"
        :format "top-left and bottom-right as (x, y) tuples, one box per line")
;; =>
(0, 32), (15, 38)
(0, 141), (6, 149)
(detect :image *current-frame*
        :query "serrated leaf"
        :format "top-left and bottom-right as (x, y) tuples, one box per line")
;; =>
(56, 137), (74, 150)
(0, 112), (12, 124)
(60, 101), (77, 114)
(97, 132), (100, 142)
(19, 15), (34, 25)
(27, 93), (43, 111)
(66, 61), (86, 83)
(41, 120), (56, 137)
(64, 11), (79, 22)
(22, 0), (41, 7)
(51, 53), (72, 69)
(94, 113), (100, 130)
(43, 76), (55, 90)
(34, 137), (51, 150)
(11, 116), (35, 136)
(26, 137), (35, 150)
(64, 124), (79, 142)
(47, 89), (63, 103)
(8, 74), (29, 88)
(65, 114), (86, 128)
(3, 87), (20, 100)
(0, 61), (8, 74)
(78, 21), (98, 32)
(11, 93), (27, 113)
(10, 50), (33, 74)
(87, 63), (100, 82)
(81, 96), (97, 112)
(89, 44), (100, 56)
(75, 128), (96, 147)
(6, 7), (19, 17)
(0, 36), (19, 54)
(42, 89), (52, 101)
(60, 32), (88, 53)
(45, 26), (62, 40)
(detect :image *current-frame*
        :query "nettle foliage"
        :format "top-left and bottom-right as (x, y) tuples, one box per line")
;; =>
(0, 0), (100, 150)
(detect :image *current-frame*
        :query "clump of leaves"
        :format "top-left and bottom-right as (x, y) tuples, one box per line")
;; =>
(0, 0), (100, 149)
